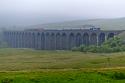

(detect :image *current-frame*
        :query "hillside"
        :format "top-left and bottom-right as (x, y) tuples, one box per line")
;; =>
(118, 31), (125, 42)
(26, 18), (125, 30)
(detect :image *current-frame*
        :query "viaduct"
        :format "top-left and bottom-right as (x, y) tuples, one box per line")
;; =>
(3, 27), (124, 50)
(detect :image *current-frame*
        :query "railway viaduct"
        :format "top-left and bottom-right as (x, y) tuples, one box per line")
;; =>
(3, 27), (124, 50)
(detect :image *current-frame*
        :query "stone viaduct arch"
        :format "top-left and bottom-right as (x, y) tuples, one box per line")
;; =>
(76, 33), (82, 47)
(90, 33), (97, 45)
(98, 33), (105, 45)
(41, 33), (45, 50)
(62, 33), (67, 50)
(108, 33), (114, 39)
(69, 33), (75, 49)
(32, 32), (35, 48)
(83, 33), (89, 45)
(36, 32), (41, 49)
(56, 33), (62, 50)
(50, 33), (56, 50)
(45, 33), (50, 50)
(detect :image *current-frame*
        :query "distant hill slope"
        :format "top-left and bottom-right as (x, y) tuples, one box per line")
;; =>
(27, 18), (125, 30)
(118, 31), (125, 41)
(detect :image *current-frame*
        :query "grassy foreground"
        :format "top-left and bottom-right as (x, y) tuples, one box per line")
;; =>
(0, 48), (125, 70)
(1, 70), (125, 83)
(0, 48), (125, 83)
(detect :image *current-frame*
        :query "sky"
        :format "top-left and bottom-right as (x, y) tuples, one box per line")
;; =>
(0, 0), (125, 27)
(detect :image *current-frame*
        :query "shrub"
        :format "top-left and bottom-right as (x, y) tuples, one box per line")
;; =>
(71, 47), (79, 51)
(112, 72), (125, 80)
(87, 45), (98, 53)
(1, 78), (13, 83)
(79, 45), (89, 52)
(72, 37), (125, 53)
(0, 42), (8, 48)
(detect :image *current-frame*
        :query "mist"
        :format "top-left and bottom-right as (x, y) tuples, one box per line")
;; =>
(0, 0), (125, 28)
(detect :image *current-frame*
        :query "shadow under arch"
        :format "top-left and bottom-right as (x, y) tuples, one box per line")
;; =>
(90, 33), (97, 45)
(45, 32), (50, 50)
(69, 33), (75, 49)
(108, 33), (114, 39)
(32, 32), (36, 48)
(41, 33), (45, 50)
(50, 33), (56, 50)
(98, 33), (105, 45)
(28, 32), (32, 48)
(76, 33), (82, 47)
(83, 33), (89, 46)
(56, 33), (62, 50)
(62, 33), (67, 50)
(23, 32), (28, 48)
(36, 32), (41, 49)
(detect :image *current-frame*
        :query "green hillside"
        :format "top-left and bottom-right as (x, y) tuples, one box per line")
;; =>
(118, 31), (125, 43)
(118, 31), (125, 39)
(28, 18), (125, 30)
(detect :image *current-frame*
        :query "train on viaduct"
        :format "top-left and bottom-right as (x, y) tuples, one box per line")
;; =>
(3, 26), (124, 50)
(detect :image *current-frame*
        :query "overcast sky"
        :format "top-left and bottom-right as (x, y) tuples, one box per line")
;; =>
(0, 0), (125, 27)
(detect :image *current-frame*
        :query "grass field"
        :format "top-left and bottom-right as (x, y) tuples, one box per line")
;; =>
(0, 48), (125, 70)
(1, 70), (125, 83)
(0, 48), (125, 83)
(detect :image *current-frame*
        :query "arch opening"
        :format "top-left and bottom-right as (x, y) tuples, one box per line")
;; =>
(56, 33), (62, 50)
(90, 33), (97, 45)
(83, 33), (89, 46)
(62, 33), (67, 50)
(69, 33), (75, 49)
(108, 33), (114, 39)
(37, 32), (41, 49)
(76, 33), (82, 47)
(41, 33), (45, 50)
(50, 33), (56, 50)
(45, 33), (50, 50)
(99, 33), (105, 45)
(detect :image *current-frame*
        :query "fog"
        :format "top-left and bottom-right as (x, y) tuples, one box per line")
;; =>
(0, 0), (125, 27)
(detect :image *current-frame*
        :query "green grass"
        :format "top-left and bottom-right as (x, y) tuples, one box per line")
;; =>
(0, 48), (125, 82)
(0, 48), (125, 71)
(0, 70), (125, 83)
